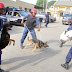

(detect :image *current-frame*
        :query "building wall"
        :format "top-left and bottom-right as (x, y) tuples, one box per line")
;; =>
(54, 6), (72, 17)
(0, 0), (34, 10)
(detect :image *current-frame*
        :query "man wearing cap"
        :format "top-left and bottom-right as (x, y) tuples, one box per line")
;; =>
(21, 9), (41, 48)
(45, 12), (49, 27)
(0, 2), (5, 71)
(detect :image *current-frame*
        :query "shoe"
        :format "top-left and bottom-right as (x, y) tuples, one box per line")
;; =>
(61, 63), (69, 70)
(59, 43), (63, 47)
(20, 43), (24, 49)
(45, 25), (47, 28)
(59, 42), (65, 47)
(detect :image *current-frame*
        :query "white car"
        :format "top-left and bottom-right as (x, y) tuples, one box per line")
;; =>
(36, 13), (56, 23)
(6, 11), (31, 26)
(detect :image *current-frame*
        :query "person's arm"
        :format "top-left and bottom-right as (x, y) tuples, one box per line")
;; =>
(21, 17), (24, 24)
(38, 23), (41, 31)
(36, 18), (41, 31)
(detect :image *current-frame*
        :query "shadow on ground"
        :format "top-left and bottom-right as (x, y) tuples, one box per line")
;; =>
(48, 40), (60, 44)
(8, 26), (24, 35)
(2, 48), (61, 71)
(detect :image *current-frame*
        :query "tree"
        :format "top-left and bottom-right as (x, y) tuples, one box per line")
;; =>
(36, 0), (46, 8)
(47, 1), (56, 8)
(36, 0), (56, 8)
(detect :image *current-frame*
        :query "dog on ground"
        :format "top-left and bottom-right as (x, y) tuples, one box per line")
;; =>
(25, 37), (49, 51)
(0, 24), (15, 50)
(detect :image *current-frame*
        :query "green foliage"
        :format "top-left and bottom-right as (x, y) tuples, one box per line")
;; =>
(36, 0), (46, 8)
(36, 0), (43, 7)
(47, 1), (56, 8)
(36, 0), (56, 8)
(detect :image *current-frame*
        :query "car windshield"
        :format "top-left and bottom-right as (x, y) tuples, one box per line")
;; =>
(26, 12), (31, 14)
(63, 14), (71, 17)
(40, 13), (46, 15)
(19, 11), (28, 16)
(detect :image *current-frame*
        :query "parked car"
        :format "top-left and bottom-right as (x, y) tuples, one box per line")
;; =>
(6, 11), (31, 26)
(0, 15), (9, 25)
(36, 13), (56, 23)
(62, 14), (72, 25)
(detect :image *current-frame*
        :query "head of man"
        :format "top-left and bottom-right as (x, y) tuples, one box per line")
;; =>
(25, 8), (27, 12)
(47, 12), (48, 15)
(29, 9), (31, 13)
(32, 9), (37, 17)
(0, 2), (5, 15)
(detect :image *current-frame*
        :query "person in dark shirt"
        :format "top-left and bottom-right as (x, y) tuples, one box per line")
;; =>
(45, 12), (49, 27)
(21, 9), (41, 48)
(61, 19), (72, 70)
(0, 2), (5, 71)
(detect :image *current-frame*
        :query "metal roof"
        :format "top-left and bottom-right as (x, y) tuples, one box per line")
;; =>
(54, 1), (72, 6)
(34, 5), (44, 9)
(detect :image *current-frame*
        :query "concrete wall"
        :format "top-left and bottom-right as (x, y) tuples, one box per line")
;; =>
(0, 0), (34, 10)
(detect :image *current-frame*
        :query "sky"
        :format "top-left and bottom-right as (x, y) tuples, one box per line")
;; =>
(20, 0), (57, 5)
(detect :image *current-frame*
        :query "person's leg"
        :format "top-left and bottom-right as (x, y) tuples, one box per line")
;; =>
(30, 29), (37, 39)
(59, 42), (66, 47)
(66, 47), (72, 63)
(61, 47), (72, 70)
(45, 21), (49, 27)
(0, 49), (4, 71)
(0, 49), (1, 69)
(21, 27), (28, 48)
(45, 22), (48, 27)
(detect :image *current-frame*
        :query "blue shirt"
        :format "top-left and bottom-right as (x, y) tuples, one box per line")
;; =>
(67, 24), (72, 31)
(24, 14), (40, 25)
(45, 14), (49, 21)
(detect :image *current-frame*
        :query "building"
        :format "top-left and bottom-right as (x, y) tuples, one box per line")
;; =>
(0, 0), (34, 10)
(54, 0), (72, 17)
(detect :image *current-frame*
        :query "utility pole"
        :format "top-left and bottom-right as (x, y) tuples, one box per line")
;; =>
(46, 0), (48, 9)
(43, 0), (44, 12)
(45, 0), (48, 13)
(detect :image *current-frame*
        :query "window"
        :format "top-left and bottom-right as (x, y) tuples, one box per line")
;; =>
(65, 8), (70, 11)
(13, 12), (20, 17)
(8, 12), (12, 15)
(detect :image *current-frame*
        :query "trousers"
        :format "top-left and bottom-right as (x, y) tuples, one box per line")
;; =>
(21, 26), (37, 43)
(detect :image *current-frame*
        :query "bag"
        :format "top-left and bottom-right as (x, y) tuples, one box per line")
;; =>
(60, 31), (68, 41)
(66, 30), (72, 38)
(66, 30), (72, 40)
(26, 15), (36, 30)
